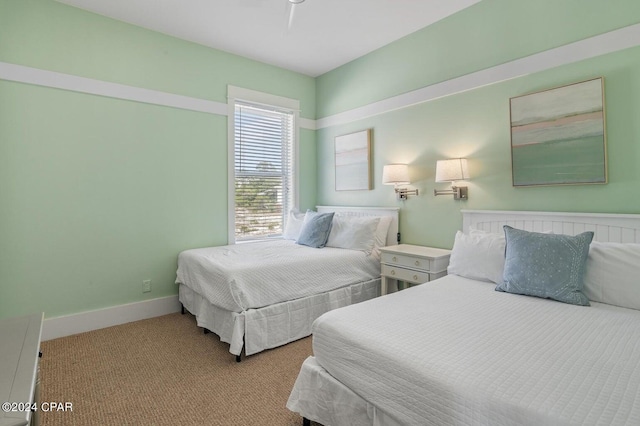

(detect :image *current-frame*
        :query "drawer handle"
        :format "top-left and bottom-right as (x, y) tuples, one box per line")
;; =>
(413, 275), (418, 281)
(415, 260), (420, 266)
(392, 256), (397, 262)
(390, 270), (396, 276)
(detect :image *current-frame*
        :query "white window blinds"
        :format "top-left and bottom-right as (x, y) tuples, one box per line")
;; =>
(234, 101), (294, 241)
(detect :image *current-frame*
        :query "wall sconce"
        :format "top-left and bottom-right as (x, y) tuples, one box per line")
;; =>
(382, 164), (419, 200)
(433, 158), (469, 200)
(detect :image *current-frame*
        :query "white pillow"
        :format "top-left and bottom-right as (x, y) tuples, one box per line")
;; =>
(374, 215), (393, 247)
(282, 209), (305, 240)
(326, 215), (380, 254)
(583, 241), (640, 310)
(447, 229), (506, 284)
(370, 215), (393, 259)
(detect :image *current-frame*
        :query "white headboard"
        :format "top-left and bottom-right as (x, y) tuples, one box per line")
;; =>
(317, 206), (400, 246)
(462, 210), (640, 243)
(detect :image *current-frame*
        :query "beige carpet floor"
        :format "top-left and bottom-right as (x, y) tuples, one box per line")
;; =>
(39, 312), (316, 425)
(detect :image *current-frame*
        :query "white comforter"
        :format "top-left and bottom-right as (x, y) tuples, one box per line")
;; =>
(176, 240), (380, 312)
(312, 274), (640, 425)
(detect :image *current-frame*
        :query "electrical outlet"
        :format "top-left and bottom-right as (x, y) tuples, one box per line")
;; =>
(142, 279), (151, 293)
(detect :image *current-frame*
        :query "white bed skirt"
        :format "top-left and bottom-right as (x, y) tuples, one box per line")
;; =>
(287, 357), (401, 426)
(179, 278), (380, 356)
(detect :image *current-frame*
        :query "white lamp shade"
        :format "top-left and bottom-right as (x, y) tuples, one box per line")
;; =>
(435, 158), (469, 182)
(382, 164), (410, 185)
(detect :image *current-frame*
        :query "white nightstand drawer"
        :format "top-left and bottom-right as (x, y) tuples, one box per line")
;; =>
(381, 252), (437, 272)
(381, 265), (429, 284)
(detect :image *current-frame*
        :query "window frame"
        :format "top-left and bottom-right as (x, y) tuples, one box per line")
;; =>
(227, 86), (300, 244)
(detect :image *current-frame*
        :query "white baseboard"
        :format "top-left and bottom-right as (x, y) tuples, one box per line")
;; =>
(42, 295), (181, 341)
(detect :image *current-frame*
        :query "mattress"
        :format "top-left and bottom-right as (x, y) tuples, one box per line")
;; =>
(312, 274), (640, 425)
(176, 239), (380, 312)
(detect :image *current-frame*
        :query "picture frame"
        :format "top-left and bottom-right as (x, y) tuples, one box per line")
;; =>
(334, 129), (372, 191)
(509, 77), (607, 187)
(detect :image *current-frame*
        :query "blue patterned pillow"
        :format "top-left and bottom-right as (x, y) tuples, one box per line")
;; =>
(296, 211), (335, 248)
(496, 226), (593, 306)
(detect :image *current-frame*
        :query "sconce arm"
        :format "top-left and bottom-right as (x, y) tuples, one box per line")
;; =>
(395, 187), (419, 200)
(433, 185), (468, 200)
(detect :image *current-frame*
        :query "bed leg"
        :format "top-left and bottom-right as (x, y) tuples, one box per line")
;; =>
(235, 339), (244, 363)
(181, 304), (185, 315)
(302, 417), (311, 426)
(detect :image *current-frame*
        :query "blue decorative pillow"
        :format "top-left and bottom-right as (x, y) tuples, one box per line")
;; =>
(496, 226), (593, 306)
(296, 211), (335, 248)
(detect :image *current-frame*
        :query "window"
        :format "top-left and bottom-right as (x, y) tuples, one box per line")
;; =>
(228, 87), (299, 243)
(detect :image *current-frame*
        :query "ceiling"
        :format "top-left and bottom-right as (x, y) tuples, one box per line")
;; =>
(55, 0), (480, 77)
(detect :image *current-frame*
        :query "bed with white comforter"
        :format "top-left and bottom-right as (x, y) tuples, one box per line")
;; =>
(298, 275), (640, 425)
(287, 210), (640, 425)
(176, 206), (398, 358)
(176, 240), (380, 312)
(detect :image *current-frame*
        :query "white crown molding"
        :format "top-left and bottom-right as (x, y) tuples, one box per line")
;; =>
(2, 23), (639, 132)
(42, 295), (181, 341)
(0, 61), (228, 115)
(298, 117), (316, 130)
(315, 22), (640, 129)
(0, 61), (317, 130)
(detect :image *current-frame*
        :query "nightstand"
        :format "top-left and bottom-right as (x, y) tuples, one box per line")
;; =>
(379, 244), (452, 295)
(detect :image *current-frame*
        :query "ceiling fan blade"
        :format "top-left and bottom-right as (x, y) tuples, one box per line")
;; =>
(287, 2), (296, 30)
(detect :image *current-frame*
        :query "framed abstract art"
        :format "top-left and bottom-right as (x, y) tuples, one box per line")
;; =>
(509, 78), (607, 186)
(334, 129), (372, 191)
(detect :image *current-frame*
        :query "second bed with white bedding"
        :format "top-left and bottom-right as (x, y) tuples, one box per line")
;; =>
(176, 239), (380, 312)
(176, 206), (400, 357)
(309, 274), (640, 425)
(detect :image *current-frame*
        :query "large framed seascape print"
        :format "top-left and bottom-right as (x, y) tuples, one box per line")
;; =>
(509, 78), (607, 187)
(335, 129), (372, 191)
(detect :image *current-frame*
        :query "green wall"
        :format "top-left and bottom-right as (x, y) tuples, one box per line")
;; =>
(3, 0), (640, 321)
(316, 0), (640, 249)
(0, 0), (316, 319)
